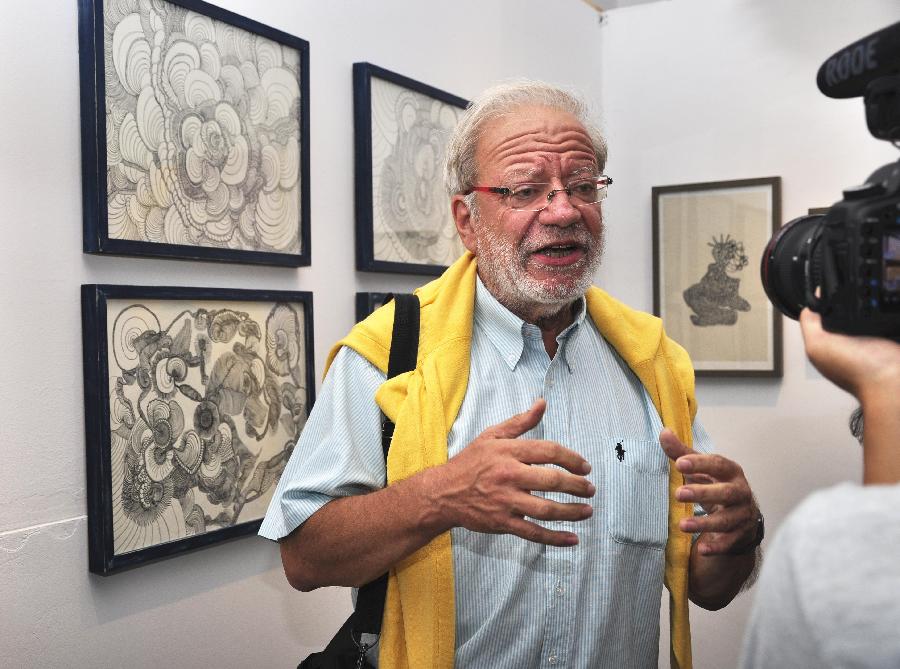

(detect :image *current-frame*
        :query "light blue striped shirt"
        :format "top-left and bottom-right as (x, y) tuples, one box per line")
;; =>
(260, 278), (712, 668)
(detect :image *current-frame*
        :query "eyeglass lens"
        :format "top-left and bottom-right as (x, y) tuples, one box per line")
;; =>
(508, 179), (609, 211)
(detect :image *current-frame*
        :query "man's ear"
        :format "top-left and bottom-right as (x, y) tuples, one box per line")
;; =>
(451, 194), (478, 253)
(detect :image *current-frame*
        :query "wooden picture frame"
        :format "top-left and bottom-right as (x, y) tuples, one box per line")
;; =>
(353, 62), (468, 275)
(652, 177), (782, 377)
(81, 284), (315, 574)
(78, 0), (311, 266)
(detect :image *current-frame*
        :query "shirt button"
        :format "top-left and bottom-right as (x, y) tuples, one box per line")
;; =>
(548, 654), (559, 665)
(556, 584), (565, 595)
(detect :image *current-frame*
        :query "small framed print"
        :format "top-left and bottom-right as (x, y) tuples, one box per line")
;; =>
(81, 284), (315, 574)
(355, 292), (391, 322)
(353, 62), (468, 275)
(78, 0), (311, 266)
(652, 177), (783, 377)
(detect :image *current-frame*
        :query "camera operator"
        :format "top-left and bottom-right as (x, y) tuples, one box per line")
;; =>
(739, 308), (900, 668)
(744, 19), (900, 666)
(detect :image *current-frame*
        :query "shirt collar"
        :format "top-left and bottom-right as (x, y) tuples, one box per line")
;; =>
(474, 277), (586, 372)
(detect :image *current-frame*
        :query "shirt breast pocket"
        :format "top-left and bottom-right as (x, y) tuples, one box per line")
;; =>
(603, 439), (669, 550)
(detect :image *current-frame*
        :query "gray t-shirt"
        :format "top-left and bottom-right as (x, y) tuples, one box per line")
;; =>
(740, 482), (900, 669)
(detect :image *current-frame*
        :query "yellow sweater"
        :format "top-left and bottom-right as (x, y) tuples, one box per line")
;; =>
(326, 252), (697, 669)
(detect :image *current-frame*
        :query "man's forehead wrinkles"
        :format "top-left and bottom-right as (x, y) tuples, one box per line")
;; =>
(490, 142), (596, 169)
(475, 115), (598, 183)
(487, 128), (594, 156)
(492, 149), (597, 181)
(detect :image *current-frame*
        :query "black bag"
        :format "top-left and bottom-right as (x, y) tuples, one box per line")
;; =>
(298, 294), (420, 669)
(297, 616), (373, 669)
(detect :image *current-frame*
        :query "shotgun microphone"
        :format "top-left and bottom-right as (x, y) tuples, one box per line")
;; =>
(816, 21), (900, 99)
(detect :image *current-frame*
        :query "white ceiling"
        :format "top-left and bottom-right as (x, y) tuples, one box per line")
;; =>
(582, 0), (668, 11)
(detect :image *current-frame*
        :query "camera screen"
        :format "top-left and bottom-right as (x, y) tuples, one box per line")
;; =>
(885, 233), (900, 294)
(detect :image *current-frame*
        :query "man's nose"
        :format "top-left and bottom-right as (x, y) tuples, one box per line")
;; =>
(539, 188), (580, 226)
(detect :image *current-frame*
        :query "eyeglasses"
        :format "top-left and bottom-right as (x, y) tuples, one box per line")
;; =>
(464, 175), (613, 212)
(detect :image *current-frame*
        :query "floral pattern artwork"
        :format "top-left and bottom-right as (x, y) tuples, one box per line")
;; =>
(103, 0), (303, 253)
(106, 298), (307, 555)
(370, 78), (465, 267)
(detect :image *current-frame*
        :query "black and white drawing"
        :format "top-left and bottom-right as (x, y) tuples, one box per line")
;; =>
(683, 234), (751, 326)
(82, 285), (315, 574)
(652, 178), (782, 377)
(79, 0), (310, 266)
(354, 63), (468, 275)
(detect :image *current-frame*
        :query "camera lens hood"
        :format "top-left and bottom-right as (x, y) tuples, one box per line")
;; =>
(761, 215), (826, 320)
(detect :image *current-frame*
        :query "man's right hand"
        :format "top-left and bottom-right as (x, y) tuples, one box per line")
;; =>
(280, 399), (595, 591)
(431, 398), (595, 547)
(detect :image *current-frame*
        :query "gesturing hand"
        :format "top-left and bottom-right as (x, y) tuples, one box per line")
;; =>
(437, 398), (595, 547)
(660, 429), (758, 556)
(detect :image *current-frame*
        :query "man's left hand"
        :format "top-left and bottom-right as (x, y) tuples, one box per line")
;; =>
(659, 429), (758, 556)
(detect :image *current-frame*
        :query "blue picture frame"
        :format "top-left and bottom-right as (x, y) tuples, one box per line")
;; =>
(78, 0), (311, 267)
(355, 291), (392, 322)
(82, 284), (315, 574)
(353, 63), (468, 275)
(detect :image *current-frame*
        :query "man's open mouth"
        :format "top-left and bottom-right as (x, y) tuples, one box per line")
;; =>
(533, 243), (583, 258)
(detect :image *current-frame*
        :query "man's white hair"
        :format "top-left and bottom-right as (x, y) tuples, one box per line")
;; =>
(443, 79), (608, 203)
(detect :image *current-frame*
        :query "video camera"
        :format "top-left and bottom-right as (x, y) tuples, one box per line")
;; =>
(761, 21), (900, 339)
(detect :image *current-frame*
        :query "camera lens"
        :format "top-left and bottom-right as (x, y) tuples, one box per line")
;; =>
(760, 214), (826, 320)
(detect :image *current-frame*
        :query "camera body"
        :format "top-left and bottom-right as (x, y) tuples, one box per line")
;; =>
(814, 162), (900, 337)
(761, 21), (900, 339)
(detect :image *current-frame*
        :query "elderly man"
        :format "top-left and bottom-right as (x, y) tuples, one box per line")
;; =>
(261, 81), (761, 669)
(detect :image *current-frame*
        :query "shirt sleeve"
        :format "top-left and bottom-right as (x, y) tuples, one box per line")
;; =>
(257, 346), (387, 541)
(690, 416), (713, 455)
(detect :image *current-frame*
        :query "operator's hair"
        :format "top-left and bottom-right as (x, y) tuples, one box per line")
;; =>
(443, 80), (608, 206)
(849, 406), (864, 444)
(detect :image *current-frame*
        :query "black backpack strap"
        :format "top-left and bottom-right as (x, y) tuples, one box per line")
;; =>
(351, 293), (420, 641)
(381, 293), (420, 457)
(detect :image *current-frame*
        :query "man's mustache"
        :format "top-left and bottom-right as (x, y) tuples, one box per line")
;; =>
(519, 226), (597, 255)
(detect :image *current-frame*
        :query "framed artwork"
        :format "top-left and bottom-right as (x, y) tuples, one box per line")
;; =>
(353, 62), (469, 275)
(355, 292), (392, 322)
(82, 284), (315, 574)
(652, 177), (782, 377)
(78, 0), (311, 267)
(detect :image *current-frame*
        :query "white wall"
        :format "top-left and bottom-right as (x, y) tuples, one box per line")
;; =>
(0, 1), (602, 667)
(3, 0), (899, 667)
(596, 1), (899, 667)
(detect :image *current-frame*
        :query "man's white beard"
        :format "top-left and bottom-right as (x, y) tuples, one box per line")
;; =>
(472, 215), (605, 320)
